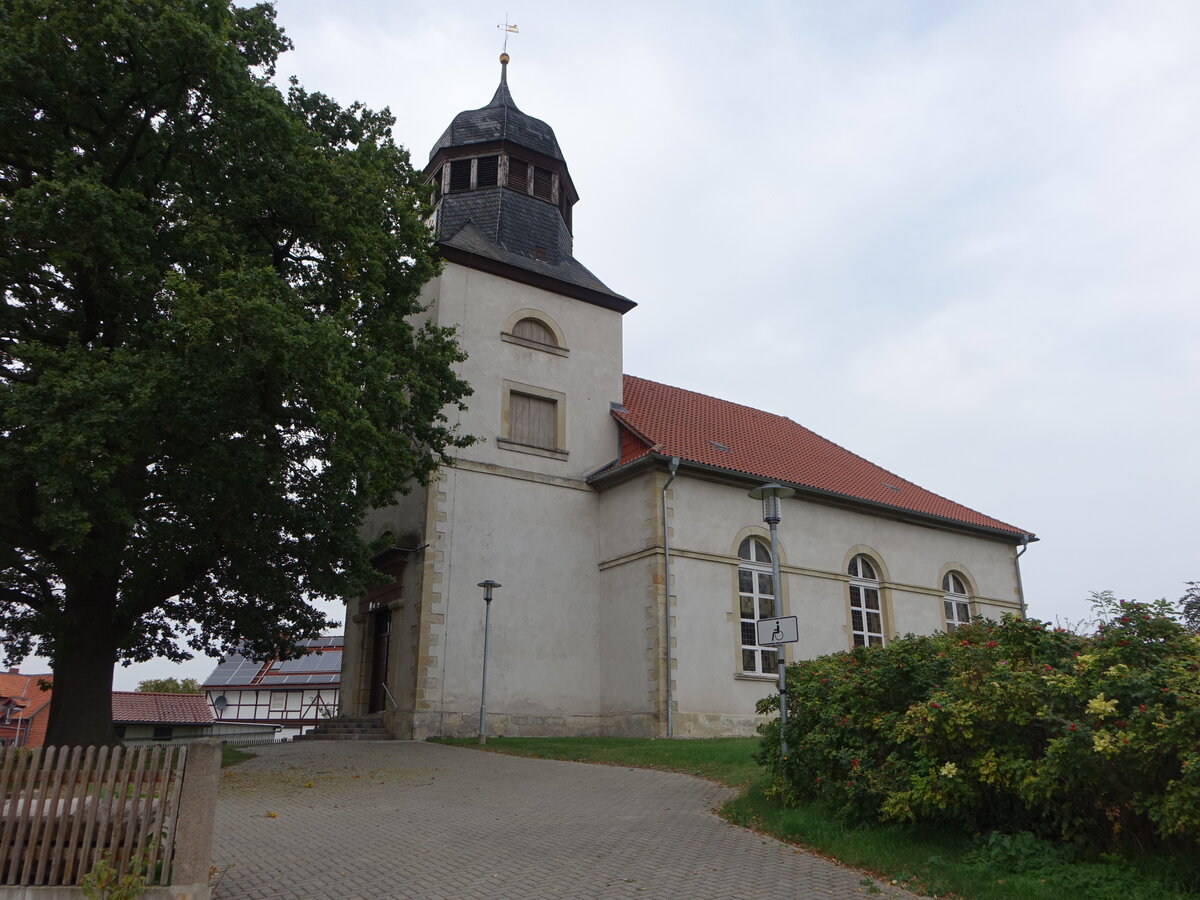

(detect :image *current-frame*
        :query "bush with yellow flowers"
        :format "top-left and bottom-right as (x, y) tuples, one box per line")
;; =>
(756, 592), (1200, 851)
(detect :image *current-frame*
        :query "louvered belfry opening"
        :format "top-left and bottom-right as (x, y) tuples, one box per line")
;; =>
(532, 165), (553, 201)
(506, 156), (528, 193)
(448, 158), (471, 191)
(476, 154), (499, 188)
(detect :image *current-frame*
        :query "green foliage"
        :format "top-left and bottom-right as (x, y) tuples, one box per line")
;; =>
(81, 846), (150, 900)
(220, 744), (254, 767)
(0, 1), (471, 744)
(436, 736), (763, 788)
(1181, 582), (1200, 633)
(758, 593), (1200, 852)
(135, 677), (200, 693)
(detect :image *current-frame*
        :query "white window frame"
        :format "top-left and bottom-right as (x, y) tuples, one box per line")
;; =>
(738, 537), (779, 676)
(848, 555), (885, 647)
(942, 571), (972, 632)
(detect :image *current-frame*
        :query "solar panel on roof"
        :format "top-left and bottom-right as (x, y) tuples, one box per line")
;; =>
(203, 656), (263, 687)
(202, 637), (343, 686)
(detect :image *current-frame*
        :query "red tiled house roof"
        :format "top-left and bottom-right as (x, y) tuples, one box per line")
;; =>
(111, 692), (213, 726)
(596, 375), (1033, 541)
(0, 671), (54, 748)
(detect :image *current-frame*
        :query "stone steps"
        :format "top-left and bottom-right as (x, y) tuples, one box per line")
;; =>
(293, 716), (392, 741)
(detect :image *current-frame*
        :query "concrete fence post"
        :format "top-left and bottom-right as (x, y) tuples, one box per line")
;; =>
(169, 742), (221, 893)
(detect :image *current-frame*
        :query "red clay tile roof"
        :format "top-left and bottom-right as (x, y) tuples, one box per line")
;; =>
(111, 692), (213, 725)
(607, 375), (1032, 540)
(0, 671), (53, 747)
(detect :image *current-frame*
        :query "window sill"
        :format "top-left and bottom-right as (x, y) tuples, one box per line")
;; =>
(501, 332), (569, 357)
(496, 437), (568, 460)
(734, 673), (781, 683)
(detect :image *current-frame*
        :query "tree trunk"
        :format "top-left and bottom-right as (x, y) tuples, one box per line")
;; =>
(44, 587), (120, 748)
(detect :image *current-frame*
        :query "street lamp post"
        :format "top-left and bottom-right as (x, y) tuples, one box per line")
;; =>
(477, 579), (501, 745)
(748, 482), (795, 758)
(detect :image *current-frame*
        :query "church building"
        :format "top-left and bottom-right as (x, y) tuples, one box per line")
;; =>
(338, 55), (1036, 739)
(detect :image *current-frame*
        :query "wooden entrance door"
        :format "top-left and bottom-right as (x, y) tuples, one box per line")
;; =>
(368, 606), (392, 714)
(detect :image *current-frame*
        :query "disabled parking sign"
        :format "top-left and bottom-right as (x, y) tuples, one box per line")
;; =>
(756, 615), (799, 646)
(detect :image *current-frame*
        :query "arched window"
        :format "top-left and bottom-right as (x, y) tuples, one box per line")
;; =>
(502, 310), (568, 357)
(942, 571), (971, 632)
(511, 317), (557, 347)
(848, 555), (885, 647)
(738, 537), (777, 675)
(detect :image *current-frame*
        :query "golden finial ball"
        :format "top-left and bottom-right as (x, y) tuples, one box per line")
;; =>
(500, 52), (510, 64)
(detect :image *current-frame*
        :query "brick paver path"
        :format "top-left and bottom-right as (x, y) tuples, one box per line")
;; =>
(213, 741), (920, 899)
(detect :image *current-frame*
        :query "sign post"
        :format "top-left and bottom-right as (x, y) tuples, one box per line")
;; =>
(757, 615), (799, 759)
(747, 483), (797, 760)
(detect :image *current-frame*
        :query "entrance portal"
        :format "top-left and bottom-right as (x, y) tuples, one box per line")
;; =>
(368, 606), (391, 714)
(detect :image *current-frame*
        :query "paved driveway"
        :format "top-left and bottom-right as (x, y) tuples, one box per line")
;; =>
(213, 741), (919, 899)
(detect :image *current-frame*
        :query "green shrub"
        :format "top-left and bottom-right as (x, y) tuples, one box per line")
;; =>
(757, 592), (1200, 851)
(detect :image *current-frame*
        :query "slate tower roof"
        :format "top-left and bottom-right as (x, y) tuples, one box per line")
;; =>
(426, 54), (634, 313)
(429, 61), (564, 163)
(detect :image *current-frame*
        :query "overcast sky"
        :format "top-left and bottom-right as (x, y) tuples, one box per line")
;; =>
(29, 0), (1200, 689)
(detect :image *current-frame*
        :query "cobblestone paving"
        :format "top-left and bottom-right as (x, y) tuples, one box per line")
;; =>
(213, 741), (920, 899)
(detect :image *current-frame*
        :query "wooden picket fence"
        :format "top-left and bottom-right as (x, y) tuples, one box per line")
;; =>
(0, 744), (187, 887)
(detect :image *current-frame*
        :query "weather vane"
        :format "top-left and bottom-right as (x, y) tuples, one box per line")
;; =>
(497, 15), (519, 54)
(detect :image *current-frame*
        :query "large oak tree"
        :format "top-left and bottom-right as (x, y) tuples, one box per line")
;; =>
(0, 0), (471, 746)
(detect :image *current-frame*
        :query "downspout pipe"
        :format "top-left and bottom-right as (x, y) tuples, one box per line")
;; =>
(662, 456), (680, 738)
(1015, 538), (1032, 618)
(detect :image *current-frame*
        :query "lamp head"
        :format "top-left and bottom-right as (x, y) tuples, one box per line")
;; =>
(747, 482), (795, 525)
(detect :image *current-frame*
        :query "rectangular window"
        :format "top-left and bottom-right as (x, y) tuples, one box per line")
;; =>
(944, 599), (971, 631)
(270, 692), (287, 710)
(152, 725), (172, 741)
(499, 381), (566, 458)
(849, 584), (885, 647)
(510, 392), (557, 449)
(739, 561), (780, 676)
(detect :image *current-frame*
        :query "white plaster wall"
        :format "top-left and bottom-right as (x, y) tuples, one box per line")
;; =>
(596, 473), (658, 563)
(598, 558), (655, 719)
(427, 465), (605, 723)
(428, 265), (625, 478)
(361, 487), (428, 548)
(663, 473), (1023, 724)
(670, 551), (779, 724)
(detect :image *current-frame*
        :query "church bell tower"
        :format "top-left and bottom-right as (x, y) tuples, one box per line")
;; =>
(345, 54), (639, 740)
(425, 53), (633, 313)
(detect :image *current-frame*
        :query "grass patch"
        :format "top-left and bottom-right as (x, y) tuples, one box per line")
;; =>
(435, 736), (761, 787)
(436, 736), (1200, 899)
(220, 745), (255, 768)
